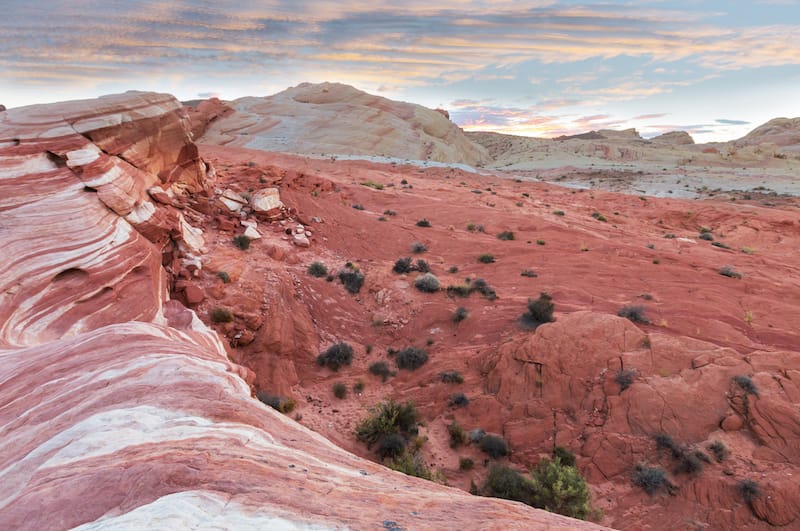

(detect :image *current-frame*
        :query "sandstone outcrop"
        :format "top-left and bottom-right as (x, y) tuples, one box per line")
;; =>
(0, 94), (601, 530)
(197, 82), (490, 166)
(652, 130), (695, 145)
(735, 117), (800, 152)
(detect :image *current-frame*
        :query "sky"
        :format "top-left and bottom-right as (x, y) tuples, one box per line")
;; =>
(2, 1), (799, 142)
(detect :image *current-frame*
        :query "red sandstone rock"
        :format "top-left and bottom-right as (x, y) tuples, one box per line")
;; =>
(183, 284), (205, 305)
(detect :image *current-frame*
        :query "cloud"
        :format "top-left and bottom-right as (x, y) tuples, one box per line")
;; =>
(633, 113), (669, 120)
(197, 92), (221, 98)
(716, 119), (751, 125)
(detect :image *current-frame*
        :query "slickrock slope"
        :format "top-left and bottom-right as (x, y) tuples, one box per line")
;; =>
(198, 82), (489, 166)
(735, 117), (800, 152)
(0, 94), (602, 530)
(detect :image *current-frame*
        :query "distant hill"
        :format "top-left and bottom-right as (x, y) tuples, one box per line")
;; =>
(734, 117), (800, 152)
(197, 82), (489, 166)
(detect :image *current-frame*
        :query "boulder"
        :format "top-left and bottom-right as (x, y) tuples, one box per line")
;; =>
(250, 188), (285, 220)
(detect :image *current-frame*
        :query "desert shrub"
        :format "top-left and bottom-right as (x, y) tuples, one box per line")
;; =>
(411, 241), (427, 253)
(416, 218), (431, 227)
(393, 257), (414, 274)
(256, 391), (296, 413)
(733, 375), (759, 396)
(615, 369), (637, 391)
(719, 265), (742, 279)
(308, 261), (328, 277)
(738, 479), (761, 505)
(654, 433), (682, 459)
(369, 361), (394, 382)
(210, 307), (234, 323)
(477, 253), (495, 264)
(316, 342), (354, 371)
(217, 271), (231, 283)
(355, 400), (419, 447)
(708, 441), (728, 462)
(384, 209), (397, 216)
(453, 306), (469, 323)
(459, 457), (475, 471)
(415, 259), (430, 273)
(712, 241), (731, 249)
(361, 180), (384, 190)
(449, 393), (469, 408)
(332, 382), (347, 399)
(377, 433), (406, 459)
(387, 451), (438, 481)
(553, 447), (577, 467)
(449, 265), (459, 273)
(520, 269), (538, 278)
(699, 232), (714, 241)
(618, 305), (650, 324)
(469, 428), (487, 443)
(352, 203), (365, 210)
(414, 273), (440, 293)
(353, 380), (366, 393)
(447, 422), (467, 448)
(484, 465), (537, 505)
(338, 266), (365, 294)
(480, 434), (510, 459)
(675, 451), (704, 475)
(233, 235), (251, 250)
(497, 231), (515, 241)
(446, 284), (472, 298)
(520, 292), (554, 329)
(395, 347), (429, 370)
(553, 210), (565, 216)
(536, 239), (546, 245)
(633, 464), (669, 495)
(440, 370), (464, 384)
(530, 457), (591, 520)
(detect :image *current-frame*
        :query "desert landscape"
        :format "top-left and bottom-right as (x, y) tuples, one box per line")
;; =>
(1, 82), (799, 530)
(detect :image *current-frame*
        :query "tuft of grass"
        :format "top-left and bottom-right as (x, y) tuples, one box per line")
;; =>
(308, 261), (328, 278)
(217, 271), (231, 283)
(440, 370), (464, 384)
(332, 382), (347, 399)
(361, 180), (384, 190)
(233, 235), (251, 250)
(618, 305), (650, 324)
(352, 204), (365, 210)
(477, 253), (495, 264)
(411, 241), (427, 253)
(256, 391), (296, 413)
(449, 265), (459, 273)
(536, 239), (546, 245)
(553, 210), (565, 216)
(210, 307), (233, 323)
(633, 464), (669, 495)
(353, 380), (366, 393)
(733, 375), (759, 396)
(453, 306), (469, 323)
(416, 218), (432, 227)
(719, 265), (742, 279)
(449, 393), (469, 408)
(383, 209), (397, 216)
(459, 457), (475, 471)
(520, 292), (554, 330)
(447, 422), (467, 448)
(708, 441), (728, 462)
(520, 269), (538, 278)
(738, 479), (761, 505)
(354, 400), (419, 448)
(497, 231), (515, 241)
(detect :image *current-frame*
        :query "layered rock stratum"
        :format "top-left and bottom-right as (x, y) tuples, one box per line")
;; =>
(0, 92), (604, 529)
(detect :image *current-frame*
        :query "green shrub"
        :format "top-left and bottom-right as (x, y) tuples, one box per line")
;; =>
(395, 347), (429, 370)
(416, 218), (431, 227)
(738, 479), (761, 505)
(332, 382), (347, 399)
(536, 239), (546, 245)
(352, 203), (365, 210)
(361, 180), (384, 190)
(471, 278), (496, 300)
(477, 253), (495, 264)
(308, 261), (328, 277)
(520, 269), (538, 278)
(217, 271), (231, 283)
(210, 307), (234, 323)
(719, 265), (742, 279)
(699, 232), (714, 241)
(733, 375), (758, 396)
(459, 457), (475, 471)
(383, 209), (397, 216)
(479, 434), (509, 459)
(453, 306), (469, 323)
(338, 266), (365, 293)
(387, 451), (438, 481)
(553, 447), (576, 467)
(377, 433), (406, 459)
(553, 210), (565, 216)
(484, 465), (536, 505)
(411, 241), (427, 253)
(256, 391), (296, 413)
(415, 259), (430, 273)
(355, 400), (419, 447)
(353, 380), (366, 393)
(449, 393), (469, 408)
(615, 369), (637, 391)
(497, 231), (515, 241)
(449, 265), (459, 273)
(633, 464), (669, 495)
(233, 235), (251, 250)
(447, 422), (467, 448)
(520, 292), (554, 329)
(708, 441), (728, 462)
(530, 457), (591, 519)
(414, 273), (440, 293)
(316, 342), (354, 371)
(446, 284), (472, 297)
(393, 257), (413, 274)
(618, 305), (650, 324)
(369, 361), (394, 382)
(440, 370), (464, 384)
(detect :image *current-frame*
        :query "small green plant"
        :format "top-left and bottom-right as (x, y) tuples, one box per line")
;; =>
(332, 382), (347, 399)
(256, 391), (296, 413)
(479, 434), (509, 459)
(354, 400), (419, 447)
(449, 265), (459, 273)
(217, 271), (231, 283)
(708, 441), (728, 462)
(484, 465), (536, 505)
(615, 369), (636, 391)
(395, 347), (428, 370)
(618, 305), (650, 324)
(377, 433), (406, 459)
(384, 209), (397, 216)
(449, 393), (469, 408)
(738, 479), (761, 505)
(733, 375), (759, 396)
(536, 239), (546, 245)
(477, 253), (495, 264)
(308, 261), (328, 278)
(530, 457), (591, 520)
(699, 232), (714, 241)
(393, 257), (413, 274)
(361, 180), (384, 190)
(712, 241), (731, 249)
(414, 273), (440, 293)
(453, 306), (469, 323)
(210, 307), (234, 323)
(459, 457), (475, 471)
(368, 361), (394, 382)
(316, 342), (354, 371)
(633, 464), (669, 495)
(416, 218), (431, 227)
(447, 422), (467, 448)
(520, 269), (538, 278)
(352, 203), (365, 210)
(520, 292), (554, 330)
(233, 235), (251, 250)
(553, 447), (576, 467)
(591, 212), (607, 222)
(719, 265), (742, 279)
(387, 451), (439, 481)
(440, 370), (464, 384)
(353, 380), (366, 393)
(497, 231), (515, 241)
(338, 265), (365, 293)
(553, 210), (565, 216)
(411, 241), (427, 253)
